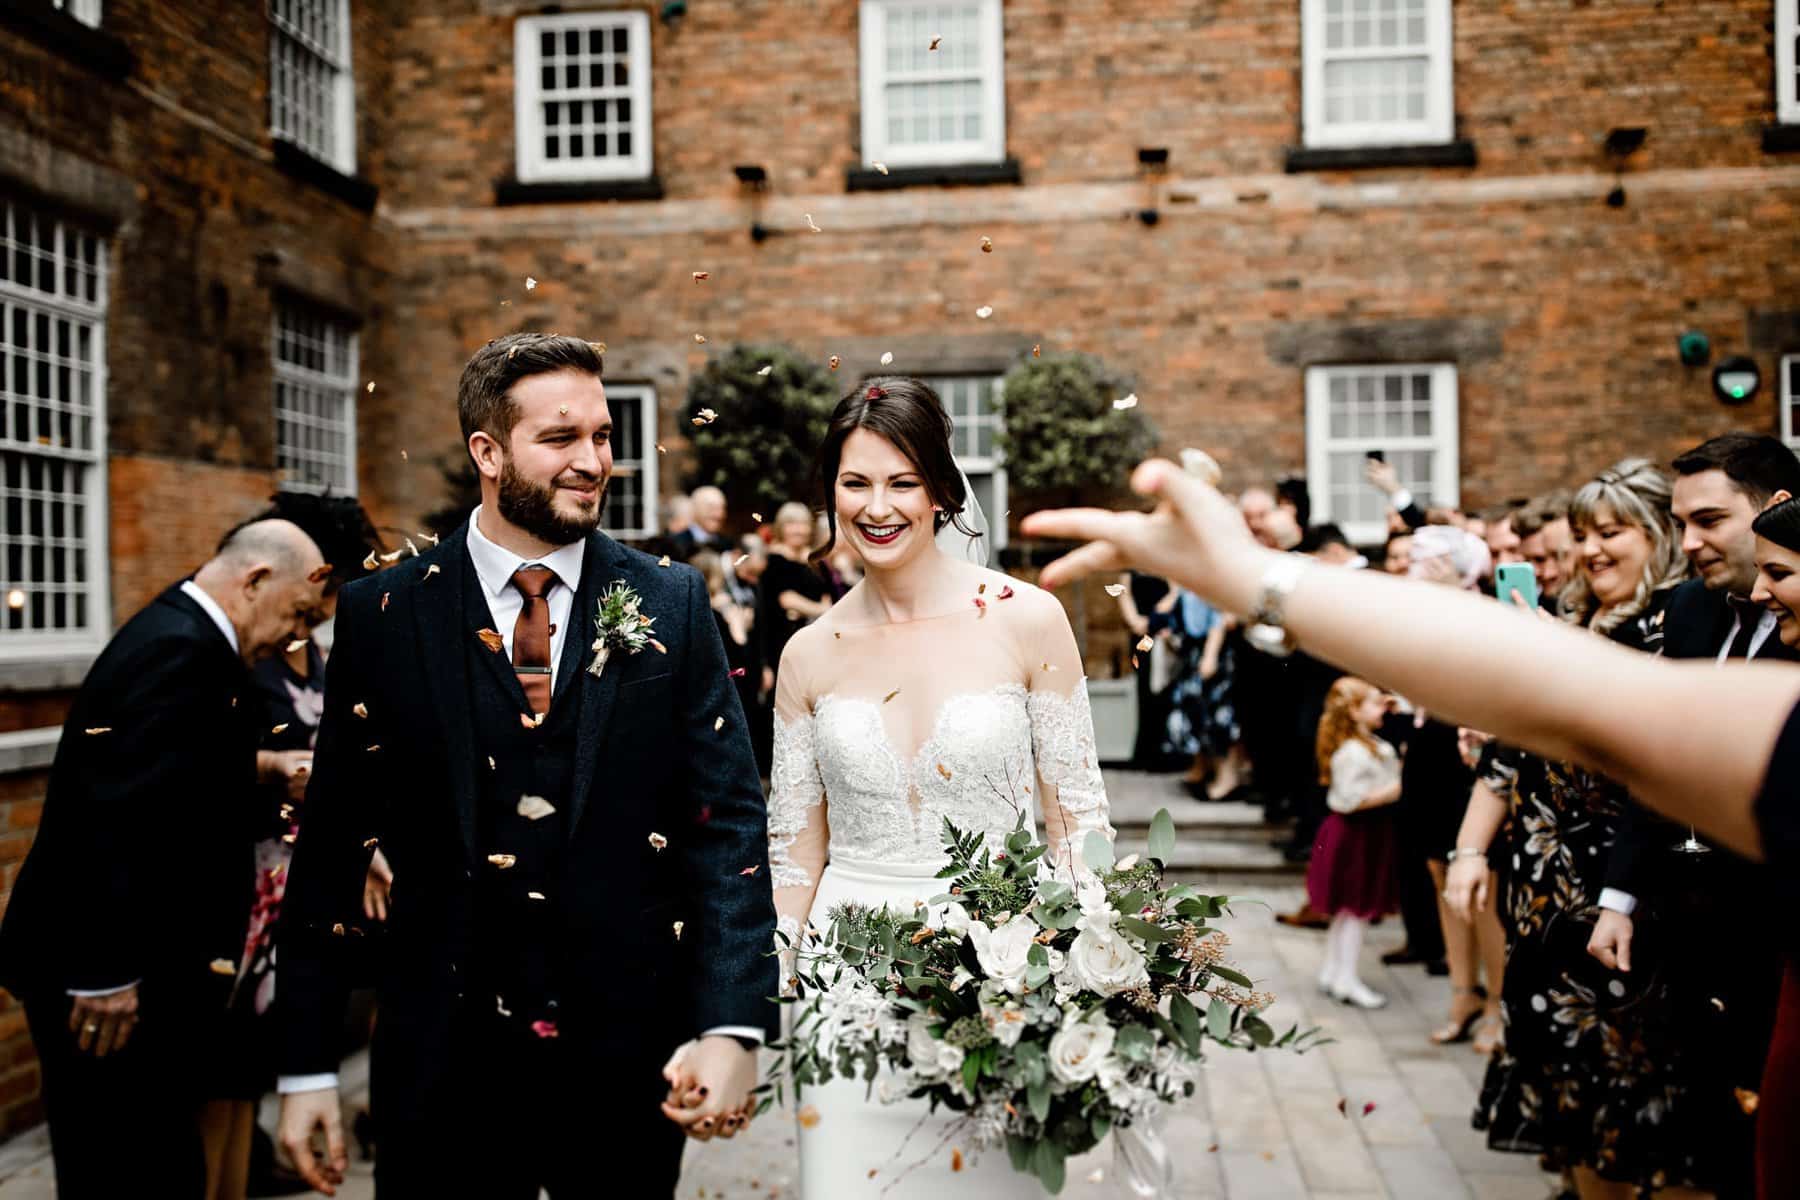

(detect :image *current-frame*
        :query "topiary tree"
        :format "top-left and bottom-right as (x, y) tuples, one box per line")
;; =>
(683, 344), (838, 523)
(996, 352), (1156, 507)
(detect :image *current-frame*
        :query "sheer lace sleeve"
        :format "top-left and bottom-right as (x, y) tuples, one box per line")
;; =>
(769, 648), (828, 948)
(1022, 589), (1114, 864)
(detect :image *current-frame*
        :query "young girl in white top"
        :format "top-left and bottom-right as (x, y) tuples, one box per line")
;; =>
(1306, 676), (1404, 1009)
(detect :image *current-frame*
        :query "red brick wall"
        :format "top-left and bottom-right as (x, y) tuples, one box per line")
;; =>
(0, 771), (46, 1139)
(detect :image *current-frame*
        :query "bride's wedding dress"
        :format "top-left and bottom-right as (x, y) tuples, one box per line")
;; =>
(768, 575), (1114, 1197)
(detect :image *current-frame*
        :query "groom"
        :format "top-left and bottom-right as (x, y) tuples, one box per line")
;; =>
(276, 334), (778, 1196)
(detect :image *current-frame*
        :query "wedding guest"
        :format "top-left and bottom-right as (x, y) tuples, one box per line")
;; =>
(1513, 491), (1574, 612)
(664, 494), (694, 543)
(1116, 572), (1179, 770)
(206, 495), (384, 1200)
(695, 550), (761, 736)
(1382, 531), (1414, 576)
(1365, 457), (1427, 530)
(1442, 459), (1706, 1195)
(759, 501), (831, 696)
(1308, 677), (1403, 1009)
(1163, 588), (1242, 799)
(1483, 505), (1525, 567)
(720, 533), (761, 609)
(671, 485), (729, 561)
(0, 521), (326, 1197)
(1023, 454), (1800, 1196)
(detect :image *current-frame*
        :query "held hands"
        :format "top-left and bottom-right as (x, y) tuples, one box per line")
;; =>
(660, 1036), (758, 1142)
(1023, 459), (1268, 608)
(1587, 909), (1634, 973)
(277, 1087), (347, 1196)
(68, 985), (138, 1057)
(1443, 855), (1490, 923)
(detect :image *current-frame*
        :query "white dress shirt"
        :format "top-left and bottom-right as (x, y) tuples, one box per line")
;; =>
(1597, 601), (1780, 918)
(281, 515), (759, 1094)
(72, 582), (239, 1001)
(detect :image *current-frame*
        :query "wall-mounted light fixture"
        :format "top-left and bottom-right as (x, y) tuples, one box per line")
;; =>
(1712, 355), (1762, 405)
(1677, 331), (1712, 367)
(732, 164), (768, 189)
(1603, 126), (1647, 208)
(660, 0), (688, 28)
(1136, 148), (1168, 226)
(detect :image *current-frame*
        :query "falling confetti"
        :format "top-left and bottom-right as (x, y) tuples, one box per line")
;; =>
(658, 555), (672, 568)
(525, 276), (538, 290)
(1114, 393), (1140, 410)
(1737, 1087), (1760, 1114)
(740, 864), (760, 876)
(400, 449), (409, 462)
(522, 713), (545, 729)
(380, 592), (390, 611)
(656, 444), (666, 454)
(84, 726), (111, 736)
(752, 512), (764, 522)
(1105, 584), (1126, 597)
(973, 596), (987, 616)
(527, 891), (546, 900)
(487, 854), (518, 869)
(805, 213), (822, 233)
(975, 305), (994, 320)
(728, 667), (746, 679)
(496, 997), (512, 1016)
(209, 959), (236, 976)
(797, 1105), (821, 1129)
(1711, 997), (1726, 1011)
(518, 795), (556, 821)
(363, 837), (379, 849)
(423, 564), (441, 580)
(693, 333), (708, 344)
(477, 628), (505, 653)
(362, 551), (380, 571)
(271, 723), (289, 735)
(936, 763), (953, 781)
(692, 271), (710, 283)
(929, 34), (942, 49)
(757, 365), (773, 376)
(829, 355), (841, 370)
(487, 756), (496, 770)
(365, 744), (381, 752)
(531, 1019), (559, 1038)
(352, 702), (369, 719)
(672, 920), (685, 940)
(880, 351), (894, 365)
(1136, 635), (1155, 652)
(1032, 344), (1041, 357)
(692, 408), (719, 427)
(285, 638), (308, 654)
(998, 585), (1015, 600)
(1337, 1098), (1348, 1117)
(1361, 1101), (1377, 1117)
(873, 162), (889, 175)
(1086, 1169), (1105, 1184)
(883, 688), (901, 703)
(714, 716), (725, 732)
(649, 832), (669, 851)
(649, 638), (668, 654)
(366, 380), (376, 393)
(380, 548), (404, 565)
(950, 1148), (963, 1172)
(980, 236), (993, 253)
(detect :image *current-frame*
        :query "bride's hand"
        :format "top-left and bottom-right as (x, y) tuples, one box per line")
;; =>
(1023, 459), (1271, 615)
(660, 1036), (759, 1142)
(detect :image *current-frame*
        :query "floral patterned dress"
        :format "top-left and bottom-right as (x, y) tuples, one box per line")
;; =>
(1473, 591), (1704, 1192)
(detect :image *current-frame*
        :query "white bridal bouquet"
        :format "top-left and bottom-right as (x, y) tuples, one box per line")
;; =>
(760, 813), (1320, 1193)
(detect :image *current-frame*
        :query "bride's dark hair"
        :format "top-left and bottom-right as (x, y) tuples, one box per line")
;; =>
(812, 375), (978, 562)
(1754, 495), (1800, 552)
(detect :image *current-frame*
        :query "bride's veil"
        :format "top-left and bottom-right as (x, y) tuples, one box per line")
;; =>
(935, 464), (990, 567)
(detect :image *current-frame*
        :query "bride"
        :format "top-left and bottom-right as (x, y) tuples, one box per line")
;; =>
(769, 376), (1115, 1196)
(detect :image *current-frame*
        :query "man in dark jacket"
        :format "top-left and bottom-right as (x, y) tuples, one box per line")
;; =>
(0, 520), (326, 1196)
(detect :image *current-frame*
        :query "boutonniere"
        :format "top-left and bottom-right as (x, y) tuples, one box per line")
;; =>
(590, 582), (664, 678)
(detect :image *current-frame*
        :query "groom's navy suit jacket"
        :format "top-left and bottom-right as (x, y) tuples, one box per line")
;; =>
(278, 522), (778, 1106)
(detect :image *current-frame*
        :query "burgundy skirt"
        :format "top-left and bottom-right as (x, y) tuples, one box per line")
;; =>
(1759, 958), (1800, 1198)
(1307, 807), (1401, 920)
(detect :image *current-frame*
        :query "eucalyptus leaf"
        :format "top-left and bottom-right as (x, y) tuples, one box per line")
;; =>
(1119, 915), (1173, 943)
(1147, 807), (1176, 864)
(1028, 1075), (1052, 1122)
(1032, 1138), (1067, 1193)
(1207, 996), (1231, 1042)
(1211, 964), (1253, 988)
(1082, 830), (1114, 874)
(1169, 991), (1202, 1054)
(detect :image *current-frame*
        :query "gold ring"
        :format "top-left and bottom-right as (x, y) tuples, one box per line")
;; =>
(83, 1023), (98, 1033)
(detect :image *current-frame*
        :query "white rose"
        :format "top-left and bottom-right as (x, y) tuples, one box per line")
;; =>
(969, 917), (1038, 994)
(937, 1043), (966, 1075)
(906, 1012), (943, 1072)
(929, 900), (973, 937)
(1049, 1016), (1117, 1085)
(1063, 923), (1150, 997)
(986, 1005), (1027, 1048)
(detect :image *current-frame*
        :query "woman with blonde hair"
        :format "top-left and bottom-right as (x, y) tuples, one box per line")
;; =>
(757, 501), (831, 697)
(1441, 458), (1704, 1198)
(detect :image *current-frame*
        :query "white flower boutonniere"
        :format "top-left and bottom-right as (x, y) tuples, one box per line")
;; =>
(589, 582), (663, 678)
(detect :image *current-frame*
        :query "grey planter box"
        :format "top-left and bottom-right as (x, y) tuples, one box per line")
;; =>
(1085, 678), (1138, 765)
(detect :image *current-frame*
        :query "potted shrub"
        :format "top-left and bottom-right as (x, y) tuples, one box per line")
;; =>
(683, 344), (837, 525)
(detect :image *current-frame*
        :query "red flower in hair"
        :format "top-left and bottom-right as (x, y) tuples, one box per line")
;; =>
(867, 385), (887, 400)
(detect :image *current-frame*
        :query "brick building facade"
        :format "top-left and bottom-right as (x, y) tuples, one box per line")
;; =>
(1, 0), (1798, 1139)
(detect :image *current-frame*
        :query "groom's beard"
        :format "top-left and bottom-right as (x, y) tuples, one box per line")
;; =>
(497, 456), (606, 546)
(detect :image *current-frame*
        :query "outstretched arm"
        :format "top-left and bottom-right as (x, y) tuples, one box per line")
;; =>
(1024, 459), (1798, 861)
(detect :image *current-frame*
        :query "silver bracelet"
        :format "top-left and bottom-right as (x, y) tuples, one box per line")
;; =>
(1245, 555), (1308, 657)
(1445, 847), (1486, 862)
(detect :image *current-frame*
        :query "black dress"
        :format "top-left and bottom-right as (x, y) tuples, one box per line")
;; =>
(1474, 591), (1712, 1191)
(759, 552), (828, 688)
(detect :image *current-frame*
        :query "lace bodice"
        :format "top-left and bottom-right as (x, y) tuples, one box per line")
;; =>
(766, 572), (1114, 923)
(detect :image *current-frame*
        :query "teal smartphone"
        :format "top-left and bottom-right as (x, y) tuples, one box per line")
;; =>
(1495, 562), (1539, 610)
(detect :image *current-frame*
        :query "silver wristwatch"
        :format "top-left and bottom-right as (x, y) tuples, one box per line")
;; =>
(1244, 555), (1308, 658)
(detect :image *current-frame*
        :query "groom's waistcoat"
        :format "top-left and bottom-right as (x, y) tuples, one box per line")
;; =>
(462, 567), (583, 1026)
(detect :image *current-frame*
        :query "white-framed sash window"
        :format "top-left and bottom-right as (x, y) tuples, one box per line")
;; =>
(1305, 363), (1459, 546)
(1780, 2), (1800, 124)
(269, 0), (357, 175)
(273, 304), (358, 495)
(1301, 0), (1454, 148)
(0, 195), (109, 659)
(1780, 354), (1800, 452)
(514, 10), (654, 183)
(602, 383), (657, 540)
(858, 0), (1006, 169)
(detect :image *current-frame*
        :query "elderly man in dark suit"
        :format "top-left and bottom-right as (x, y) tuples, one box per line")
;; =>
(276, 334), (776, 1198)
(0, 520), (327, 1197)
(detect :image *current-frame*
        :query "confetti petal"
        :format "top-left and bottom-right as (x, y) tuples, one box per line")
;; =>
(1114, 393), (1140, 410)
(740, 864), (761, 876)
(84, 726), (111, 736)
(1736, 1087), (1760, 1114)
(1361, 1101), (1377, 1117)
(658, 555), (672, 567)
(423, 564), (441, 580)
(1136, 635), (1155, 652)
(672, 920), (685, 940)
(951, 1148), (963, 1172)
(530, 1019), (559, 1038)
(980, 236), (993, 253)
(691, 407), (719, 427)
(285, 638), (308, 653)
(714, 716), (725, 732)
(873, 162), (889, 175)
(1032, 343), (1041, 357)
(936, 763), (953, 781)
(883, 688), (901, 703)
(353, 702), (369, 719)
(805, 213), (822, 233)
(525, 276), (538, 290)
(692, 270), (710, 283)
(363, 837), (379, 849)
(209, 958), (236, 976)
(365, 380), (376, 393)
(693, 333), (708, 344)
(829, 355), (841, 370)
(271, 723), (289, 734)
(527, 891), (546, 901)
(757, 365), (773, 376)
(649, 832), (669, 851)
(362, 551), (380, 571)
(518, 795), (557, 821)
(929, 34), (942, 49)
(728, 667), (746, 679)
(522, 712), (545, 729)
(975, 305), (994, 320)
(1105, 583), (1126, 597)
(487, 854), (518, 869)
(997, 585), (1015, 600)
(381, 592), (391, 611)
(477, 628), (505, 653)
(1337, 1097), (1348, 1117)
(797, 1105), (821, 1129)
(880, 351), (894, 365)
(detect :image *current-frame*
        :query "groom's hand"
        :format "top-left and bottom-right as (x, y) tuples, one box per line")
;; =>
(659, 1036), (758, 1141)
(278, 1087), (348, 1195)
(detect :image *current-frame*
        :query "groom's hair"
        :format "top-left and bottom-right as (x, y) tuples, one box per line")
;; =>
(458, 334), (606, 453)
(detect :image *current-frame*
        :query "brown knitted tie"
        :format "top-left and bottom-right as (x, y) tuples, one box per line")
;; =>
(510, 565), (556, 718)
